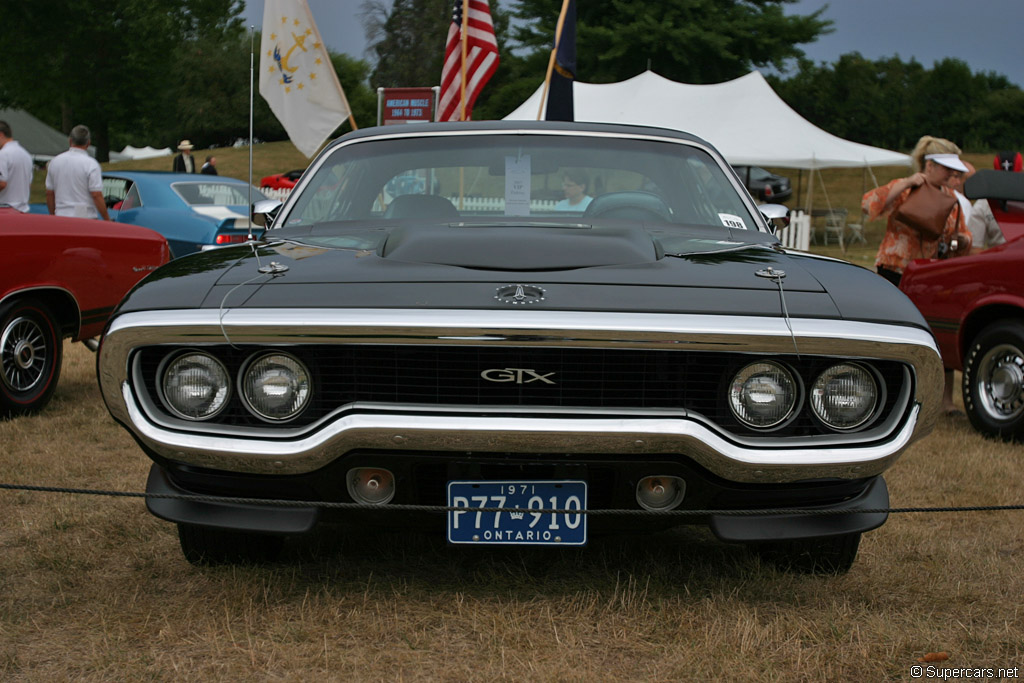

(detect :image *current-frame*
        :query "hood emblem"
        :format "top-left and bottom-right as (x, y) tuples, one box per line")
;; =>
(495, 284), (546, 305)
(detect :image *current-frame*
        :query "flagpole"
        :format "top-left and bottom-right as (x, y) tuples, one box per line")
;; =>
(460, 0), (469, 121)
(537, 0), (571, 120)
(458, 0), (470, 206)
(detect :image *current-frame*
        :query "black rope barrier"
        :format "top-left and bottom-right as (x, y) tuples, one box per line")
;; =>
(3, 482), (1024, 517)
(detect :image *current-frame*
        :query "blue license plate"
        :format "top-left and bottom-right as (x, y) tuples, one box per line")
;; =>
(447, 480), (587, 546)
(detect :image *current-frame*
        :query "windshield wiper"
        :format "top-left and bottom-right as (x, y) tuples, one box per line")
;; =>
(665, 242), (783, 260)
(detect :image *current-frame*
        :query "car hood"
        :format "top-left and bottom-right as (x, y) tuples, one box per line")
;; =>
(115, 222), (927, 329)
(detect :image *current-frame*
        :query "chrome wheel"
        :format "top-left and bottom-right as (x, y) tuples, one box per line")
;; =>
(963, 320), (1024, 442)
(1, 314), (49, 393)
(974, 342), (1024, 421)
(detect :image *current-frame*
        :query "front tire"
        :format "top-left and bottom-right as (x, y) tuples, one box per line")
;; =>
(0, 298), (63, 417)
(177, 523), (284, 565)
(753, 532), (862, 574)
(963, 320), (1024, 442)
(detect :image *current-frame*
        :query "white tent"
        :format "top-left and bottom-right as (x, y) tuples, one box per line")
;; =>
(504, 70), (910, 170)
(119, 145), (172, 160)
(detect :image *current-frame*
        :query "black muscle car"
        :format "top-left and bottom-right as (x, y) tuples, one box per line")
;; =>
(98, 121), (943, 573)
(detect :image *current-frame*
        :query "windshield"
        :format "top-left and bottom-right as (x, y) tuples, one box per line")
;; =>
(278, 134), (760, 232)
(746, 167), (775, 181)
(172, 182), (266, 206)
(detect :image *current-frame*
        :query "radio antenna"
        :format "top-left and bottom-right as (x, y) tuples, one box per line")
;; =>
(247, 25), (255, 239)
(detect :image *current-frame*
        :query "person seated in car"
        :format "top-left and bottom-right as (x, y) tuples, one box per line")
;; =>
(554, 170), (592, 211)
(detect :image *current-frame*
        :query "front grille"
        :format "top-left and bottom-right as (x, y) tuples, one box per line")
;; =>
(313, 345), (710, 408)
(136, 344), (909, 437)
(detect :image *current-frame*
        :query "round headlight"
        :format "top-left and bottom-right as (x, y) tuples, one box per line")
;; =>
(811, 363), (878, 430)
(240, 353), (311, 421)
(160, 352), (230, 420)
(728, 361), (798, 428)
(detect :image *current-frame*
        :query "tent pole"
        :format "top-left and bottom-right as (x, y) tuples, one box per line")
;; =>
(861, 165), (868, 211)
(806, 168), (814, 215)
(817, 167), (833, 213)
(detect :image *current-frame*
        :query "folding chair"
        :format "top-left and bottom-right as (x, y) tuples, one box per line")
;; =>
(845, 211), (868, 245)
(822, 208), (848, 246)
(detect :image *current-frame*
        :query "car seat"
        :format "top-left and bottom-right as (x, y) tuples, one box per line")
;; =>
(383, 194), (459, 221)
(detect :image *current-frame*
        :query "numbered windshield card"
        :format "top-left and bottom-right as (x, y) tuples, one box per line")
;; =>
(505, 155), (532, 216)
(718, 213), (747, 229)
(447, 480), (587, 546)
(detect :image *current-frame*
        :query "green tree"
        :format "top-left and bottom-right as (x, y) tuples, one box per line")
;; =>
(971, 88), (1024, 151)
(170, 31), (262, 148)
(329, 52), (377, 133)
(362, 0), (453, 90)
(0, 0), (244, 160)
(510, 0), (832, 85)
(769, 53), (1024, 151)
(360, 0), (513, 121)
(921, 58), (984, 145)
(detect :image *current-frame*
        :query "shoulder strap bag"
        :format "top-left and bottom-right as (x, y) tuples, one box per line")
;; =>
(894, 181), (957, 240)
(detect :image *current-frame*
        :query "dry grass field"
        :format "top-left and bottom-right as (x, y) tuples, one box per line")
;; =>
(8, 145), (1023, 679)
(1, 342), (1022, 680)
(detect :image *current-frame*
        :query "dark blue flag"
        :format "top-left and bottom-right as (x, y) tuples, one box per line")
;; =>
(545, 0), (575, 121)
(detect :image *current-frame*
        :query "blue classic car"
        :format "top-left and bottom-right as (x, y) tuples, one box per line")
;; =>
(99, 172), (268, 258)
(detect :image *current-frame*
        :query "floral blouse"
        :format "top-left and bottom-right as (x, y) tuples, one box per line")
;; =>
(864, 178), (971, 273)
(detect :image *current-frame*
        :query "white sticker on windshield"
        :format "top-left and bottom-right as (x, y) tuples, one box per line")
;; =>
(505, 155), (531, 216)
(718, 213), (746, 229)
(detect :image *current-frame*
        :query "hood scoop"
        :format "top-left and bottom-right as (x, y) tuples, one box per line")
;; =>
(380, 223), (660, 270)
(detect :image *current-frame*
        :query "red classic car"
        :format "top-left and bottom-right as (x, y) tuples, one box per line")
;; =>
(900, 170), (1024, 440)
(259, 168), (304, 190)
(0, 208), (170, 416)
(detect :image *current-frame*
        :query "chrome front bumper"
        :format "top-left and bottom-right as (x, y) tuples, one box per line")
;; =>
(99, 308), (944, 483)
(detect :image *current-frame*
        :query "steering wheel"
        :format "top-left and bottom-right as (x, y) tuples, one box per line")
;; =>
(583, 191), (673, 221)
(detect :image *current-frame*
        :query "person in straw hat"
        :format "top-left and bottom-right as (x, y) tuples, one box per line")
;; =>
(172, 139), (195, 173)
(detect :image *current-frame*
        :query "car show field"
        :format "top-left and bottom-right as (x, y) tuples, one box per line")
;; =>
(7, 144), (1022, 678)
(9, 0), (1024, 676)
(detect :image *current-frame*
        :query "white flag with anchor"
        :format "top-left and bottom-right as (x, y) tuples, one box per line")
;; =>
(259, 0), (351, 158)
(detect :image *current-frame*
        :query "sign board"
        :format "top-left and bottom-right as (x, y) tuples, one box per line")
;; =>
(377, 87), (439, 125)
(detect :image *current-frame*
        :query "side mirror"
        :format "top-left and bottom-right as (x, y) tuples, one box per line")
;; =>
(759, 203), (790, 235)
(252, 198), (283, 228)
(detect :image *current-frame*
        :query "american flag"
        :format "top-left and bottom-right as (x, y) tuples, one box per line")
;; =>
(438, 0), (500, 122)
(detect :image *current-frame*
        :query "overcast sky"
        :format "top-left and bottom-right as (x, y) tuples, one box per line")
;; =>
(241, 0), (1024, 86)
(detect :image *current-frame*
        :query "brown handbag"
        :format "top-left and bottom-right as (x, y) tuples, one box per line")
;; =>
(894, 181), (957, 240)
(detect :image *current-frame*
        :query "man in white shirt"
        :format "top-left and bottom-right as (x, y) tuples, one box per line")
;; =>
(968, 199), (1007, 252)
(0, 120), (34, 212)
(968, 151), (1021, 252)
(45, 124), (110, 220)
